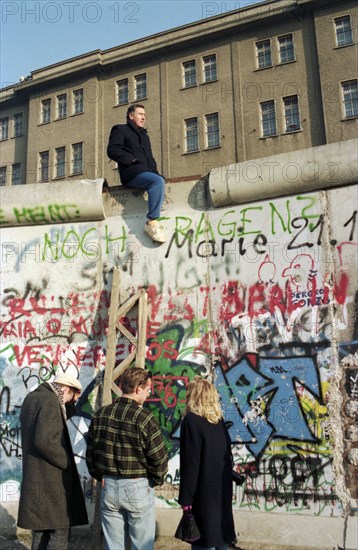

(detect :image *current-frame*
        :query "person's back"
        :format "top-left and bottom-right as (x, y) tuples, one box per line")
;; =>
(178, 378), (236, 550)
(86, 367), (168, 550)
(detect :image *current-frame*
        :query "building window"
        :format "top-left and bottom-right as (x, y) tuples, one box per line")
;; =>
(0, 166), (7, 186)
(283, 95), (301, 132)
(117, 79), (129, 105)
(14, 113), (23, 136)
(342, 80), (358, 118)
(0, 117), (9, 140)
(39, 151), (50, 181)
(185, 118), (199, 152)
(334, 16), (353, 47)
(72, 143), (83, 175)
(183, 60), (197, 88)
(278, 34), (295, 63)
(134, 74), (147, 100)
(12, 163), (22, 185)
(205, 113), (220, 148)
(73, 89), (84, 114)
(261, 100), (277, 137)
(256, 39), (272, 69)
(55, 147), (66, 178)
(57, 94), (67, 119)
(203, 54), (217, 83)
(41, 99), (51, 123)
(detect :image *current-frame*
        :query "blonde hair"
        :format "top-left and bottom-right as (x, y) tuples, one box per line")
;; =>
(185, 376), (223, 424)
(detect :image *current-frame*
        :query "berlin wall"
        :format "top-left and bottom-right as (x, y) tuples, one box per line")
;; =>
(0, 166), (357, 547)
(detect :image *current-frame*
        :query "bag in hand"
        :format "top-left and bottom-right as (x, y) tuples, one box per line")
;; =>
(232, 469), (245, 486)
(174, 508), (201, 543)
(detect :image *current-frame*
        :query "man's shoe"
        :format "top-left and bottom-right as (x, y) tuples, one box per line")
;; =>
(144, 223), (166, 243)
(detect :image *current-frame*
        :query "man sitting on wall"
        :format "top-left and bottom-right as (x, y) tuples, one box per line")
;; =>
(107, 104), (167, 244)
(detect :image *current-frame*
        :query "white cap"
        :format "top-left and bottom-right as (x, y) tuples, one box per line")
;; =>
(53, 373), (82, 392)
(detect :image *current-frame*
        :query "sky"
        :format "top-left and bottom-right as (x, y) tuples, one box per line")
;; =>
(0, 0), (264, 87)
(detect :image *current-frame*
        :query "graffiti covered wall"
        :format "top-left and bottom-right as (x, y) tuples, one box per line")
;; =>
(0, 181), (357, 529)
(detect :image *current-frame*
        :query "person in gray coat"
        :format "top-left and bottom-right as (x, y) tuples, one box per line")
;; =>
(17, 372), (88, 549)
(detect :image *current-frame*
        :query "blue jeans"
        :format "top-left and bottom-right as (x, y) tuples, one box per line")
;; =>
(100, 476), (155, 550)
(31, 529), (70, 549)
(125, 171), (165, 220)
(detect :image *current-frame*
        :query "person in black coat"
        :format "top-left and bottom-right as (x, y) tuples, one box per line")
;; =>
(107, 104), (166, 243)
(178, 377), (236, 550)
(17, 372), (88, 549)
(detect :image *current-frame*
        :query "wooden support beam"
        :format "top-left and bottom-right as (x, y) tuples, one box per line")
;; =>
(91, 267), (148, 549)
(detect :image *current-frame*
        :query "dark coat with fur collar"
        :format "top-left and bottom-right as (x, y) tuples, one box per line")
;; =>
(17, 383), (88, 530)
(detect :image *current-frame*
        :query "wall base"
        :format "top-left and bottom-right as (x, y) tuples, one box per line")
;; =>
(156, 508), (358, 550)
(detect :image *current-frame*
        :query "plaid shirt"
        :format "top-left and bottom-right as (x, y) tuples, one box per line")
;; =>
(86, 397), (168, 486)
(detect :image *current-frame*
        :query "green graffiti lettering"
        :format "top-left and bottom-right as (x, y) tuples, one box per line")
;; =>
(296, 195), (320, 230)
(47, 204), (80, 222)
(14, 206), (48, 224)
(175, 216), (192, 238)
(42, 231), (60, 261)
(270, 200), (292, 235)
(105, 224), (127, 255)
(217, 210), (237, 238)
(62, 230), (81, 259)
(195, 212), (215, 242)
(81, 227), (99, 258)
(238, 207), (263, 235)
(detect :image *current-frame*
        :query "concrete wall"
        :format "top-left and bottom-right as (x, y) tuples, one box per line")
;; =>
(0, 175), (357, 548)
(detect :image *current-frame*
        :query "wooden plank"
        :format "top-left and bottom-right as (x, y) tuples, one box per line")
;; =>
(135, 291), (148, 368)
(115, 321), (138, 346)
(116, 288), (145, 319)
(112, 351), (137, 380)
(103, 267), (121, 406)
(111, 382), (122, 397)
(92, 275), (148, 549)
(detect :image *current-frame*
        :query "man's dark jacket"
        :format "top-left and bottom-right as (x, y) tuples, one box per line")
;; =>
(17, 383), (88, 530)
(107, 119), (159, 184)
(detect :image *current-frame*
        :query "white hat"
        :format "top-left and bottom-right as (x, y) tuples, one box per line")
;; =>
(53, 373), (82, 392)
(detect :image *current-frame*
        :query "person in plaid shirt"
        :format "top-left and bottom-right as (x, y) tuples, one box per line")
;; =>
(86, 367), (168, 550)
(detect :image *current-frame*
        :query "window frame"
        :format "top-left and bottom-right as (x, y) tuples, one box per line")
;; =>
(0, 166), (7, 186)
(277, 33), (295, 64)
(205, 112), (220, 148)
(14, 112), (23, 137)
(256, 39), (272, 69)
(0, 117), (9, 140)
(57, 93), (67, 119)
(134, 73), (147, 101)
(73, 89), (84, 115)
(72, 142), (83, 175)
(341, 79), (358, 119)
(283, 94), (301, 133)
(260, 100), (278, 137)
(39, 151), (50, 182)
(184, 117), (199, 153)
(202, 54), (217, 83)
(55, 146), (66, 178)
(117, 78), (129, 105)
(12, 163), (22, 185)
(334, 15), (354, 47)
(183, 60), (197, 88)
(41, 99), (51, 124)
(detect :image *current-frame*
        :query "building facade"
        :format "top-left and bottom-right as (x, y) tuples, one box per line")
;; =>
(0, 0), (357, 187)
(1, 1), (358, 547)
